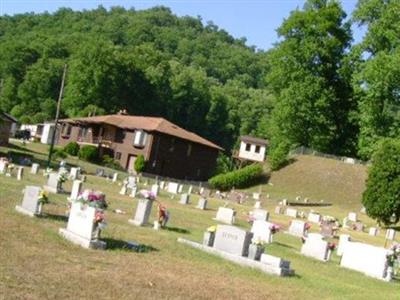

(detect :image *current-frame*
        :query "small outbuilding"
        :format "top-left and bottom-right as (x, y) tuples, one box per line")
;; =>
(0, 112), (15, 146)
(236, 136), (268, 162)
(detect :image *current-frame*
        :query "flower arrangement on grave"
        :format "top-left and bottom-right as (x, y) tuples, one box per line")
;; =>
(387, 243), (400, 267)
(322, 215), (336, 223)
(139, 189), (156, 201)
(269, 224), (280, 234)
(6, 163), (15, 175)
(43, 168), (53, 177)
(328, 242), (336, 251)
(76, 190), (108, 209)
(203, 225), (217, 247)
(305, 222), (312, 231)
(251, 237), (266, 247)
(57, 170), (68, 184)
(37, 189), (49, 205)
(207, 225), (217, 233)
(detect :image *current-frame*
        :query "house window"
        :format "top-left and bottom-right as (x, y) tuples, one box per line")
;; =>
(245, 143), (251, 152)
(187, 144), (192, 156)
(115, 152), (122, 160)
(115, 128), (125, 143)
(133, 130), (147, 147)
(255, 145), (261, 153)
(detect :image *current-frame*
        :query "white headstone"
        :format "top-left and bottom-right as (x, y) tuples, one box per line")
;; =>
(160, 181), (165, 189)
(15, 186), (41, 216)
(127, 176), (136, 189)
(214, 207), (236, 225)
(213, 225), (253, 256)
(0, 161), (7, 174)
(44, 173), (59, 193)
(369, 227), (378, 236)
(151, 184), (160, 196)
(188, 185), (193, 194)
(260, 254), (290, 269)
(167, 182), (179, 194)
(179, 194), (190, 205)
(301, 233), (330, 261)
(196, 198), (207, 210)
(288, 220), (306, 237)
(274, 206), (283, 214)
(308, 212), (322, 224)
(119, 182), (128, 195)
(129, 198), (154, 226)
(178, 184), (184, 194)
(285, 208), (297, 218)
(348, 212), (357, 222)
(70, 167), (80, 180)
(337, 234), (351, 256)
(69, 180), (82, 201)
(251, 209), (269, 222)
(112, 173), (118, 183)
(129, 186), (137, 198)
(251, 220), (273, 244)
(340, 241), (390, 281)
(17, 167), (24, 181)
(385, 229), (396, 241)
(254, 201), (262, 209)
(30, 163), (40, 175)
(252, 193), (260, 200)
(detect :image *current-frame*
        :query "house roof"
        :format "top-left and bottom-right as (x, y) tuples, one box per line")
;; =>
(240, 135), (268, 146)
(61, 114), (223, 150)
(1, 112), (18, 123)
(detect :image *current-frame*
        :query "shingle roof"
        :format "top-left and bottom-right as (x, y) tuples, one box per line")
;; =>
(240, 135), (268, 146)
(1, 112), (18, 123)
(61, 114), (223, 150)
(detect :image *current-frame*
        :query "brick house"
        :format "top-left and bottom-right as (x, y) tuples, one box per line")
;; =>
(0, 113), (15, 146)
(57, 114), (223, 180)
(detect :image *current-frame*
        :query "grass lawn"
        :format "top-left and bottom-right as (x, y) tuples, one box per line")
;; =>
(0, 141), (399, 299)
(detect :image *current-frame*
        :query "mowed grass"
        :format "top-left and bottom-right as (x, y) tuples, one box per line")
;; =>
(0, 141), (399, 299)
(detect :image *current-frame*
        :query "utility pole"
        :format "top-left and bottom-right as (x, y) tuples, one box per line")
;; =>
(47, 64), (67, 168)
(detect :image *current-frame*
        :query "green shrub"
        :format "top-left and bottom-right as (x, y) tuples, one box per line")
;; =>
(134, 154), (146, 173)
(268, 141), (290, 171)
(53, 148), (67, 159)
(64, 142), (80, 156)
(102, 155), (124, 170)
(78, 145), (98, 162)
(209, 164), (264, 191)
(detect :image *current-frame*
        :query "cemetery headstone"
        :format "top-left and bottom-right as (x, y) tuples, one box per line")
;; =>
(348, 212), (357, 222)
(127, 176), (136, 189)
(253, 193), (260, 200)
(369, 227), (378, 236)
(44, 173), (59, 194)
(30, 163), (40, 175)
(179, 193), (190, 205)
(59, 202), (106, 249)
(288, 220), (306, 237)
(201, 188), (211, 198)
(260, 254), (291, 270)
(340, 241), (391, 281)
(160, 181), (165, 189)
(188, 185), (193, 194)
(285, 208), (297, 218)
(214, 207), (236, 225)
(320, 222), (336, 238)
(69, 180), (82, 201)
(0, 160), (7, 174)
(178, 184), (184, 194)
(251, 209), (269, 222)
(129, 197), (154, 226)
(167, 182), (179, 194)
(112, 173), (118, 183)
(151, 184), (160, 196)
(274, 206), (283, 215)
(308, 212), (321, 224)
(301, 233), (330, 261)
(337, 234), (351, 256)
(17, 167), (24, 181)
(213, 225), (253, 256)
(15, 186), (42, 217)
(196, 198), (207, 210)
(129, 186), (138, 198)
(96, 168), (105, 177)
(385, 229), (396, 241)
(254, 201), (261, 209)
(70, 167), (80, 180)
(251, 220), (273, 244)
(119, 182), (128, 195)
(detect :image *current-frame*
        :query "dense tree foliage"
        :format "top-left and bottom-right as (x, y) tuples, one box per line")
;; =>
(266, 0), (357, 166)
(362, 139), (400, 225)
(353, 0), (400, 159)
(0, 6), (269, 150)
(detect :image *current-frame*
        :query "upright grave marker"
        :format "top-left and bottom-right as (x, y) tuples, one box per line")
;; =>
(17, 167), (24, 181)
(69, 180), (82, 201)
(285, 208), (297, 218)
(179, 194), (190, 205)
(196, 198), (207, 210)
(70, 167), (80, 180)
(251, 209), (269, 222)
(301, 233), (330, 262)
(214, 207), (236, 225)
(31, 163), (40, 175)
(129, 195), (154, 226)
(213, 225), (253, 256)
(15, 186), (42, 217)
(44, 173), (59, 194)
(151, 184), (160, 196)
(251, 220), (273, 244)
(288, 220), (306, 237)
(167, 182), (179, 194)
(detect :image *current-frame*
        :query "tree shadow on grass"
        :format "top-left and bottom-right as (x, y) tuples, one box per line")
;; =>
(39, 213), (68, 222)
(163, 226), (190, 234)
(103, 238), (158, 253)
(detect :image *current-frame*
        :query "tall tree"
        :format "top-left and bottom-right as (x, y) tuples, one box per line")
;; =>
(266, 0), (356, 161)
(353, 0), (400, 159)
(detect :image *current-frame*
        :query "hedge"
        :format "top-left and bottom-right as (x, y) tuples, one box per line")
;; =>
(78, 145), (98, 162)
(64, 142), (80, 156)
(208, 163), (264, 191)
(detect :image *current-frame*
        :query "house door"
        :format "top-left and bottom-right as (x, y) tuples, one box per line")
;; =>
(127, 154), (137, 174)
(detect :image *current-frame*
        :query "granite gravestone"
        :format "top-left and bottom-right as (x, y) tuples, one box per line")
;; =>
(274, 206), (283, 215)
(30, 163), (40, 175)
(308, 212), (321, 224)
(369, 227), (378, 236)
(69, 180), (82, 201)
(251, 209), (269, 222)
(213, 225), (253, 256)
(0, 160), (7, 174)
(196, 198), (207, 210)
(214, 207), (236, 224)
(288, 220), (306, 237)
(337, 234), (351, 256)
(15, 186), (42, 217)
(348, 212), (357, 222)
(251, 220), (274, 244)
(151, 184), (160, 196)
(127, 176), (136, 189)
(17, 167), (24, 181)
(119, 182), (128, 195)
(285, 208), (298, 218)
(44, 173), (59, 193)
(385, 229), (396, 241)
(301, 233), (330, 262)
(167, 182), (179, 194)
(59, 202), (106, 249)
(70, 167), (80, 180)
(179, 194), (190, 205)
(340, 241), (390, 281)
(129, 197), (154, 226)
(112, 173), (118, 183)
